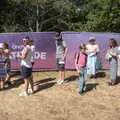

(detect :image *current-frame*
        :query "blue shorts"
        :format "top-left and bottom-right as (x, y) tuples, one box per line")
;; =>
(21, 66), (32, 79)
(0, 69), (6, 80)
(5, 68), (11, 74)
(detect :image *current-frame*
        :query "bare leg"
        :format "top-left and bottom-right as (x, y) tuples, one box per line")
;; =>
(1, 78), (4, 89)
(6, 74), (10, 82)
(59, 70), (63, 80)
(24, 78), (29, 94)
(61, 70), (65, 81)
(28, 75), (34, 92)
(0, 80), (1, 89)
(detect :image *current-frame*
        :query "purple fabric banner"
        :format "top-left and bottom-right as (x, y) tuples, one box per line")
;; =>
(0, 32), (120, 70)
(62, 32), (120, 69)
(0, 32), (56, 70)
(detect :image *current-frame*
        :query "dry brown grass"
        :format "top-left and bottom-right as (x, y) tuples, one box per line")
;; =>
(0, 70), (120, 120)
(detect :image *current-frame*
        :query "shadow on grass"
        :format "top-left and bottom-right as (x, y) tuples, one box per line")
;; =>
(64, 75), (78, 83)
(34, 78), (56, 86)
(2, 77), (24, 91)
(34, 82), (56, 93)
(10, 71), (21, 77)
(85, 83), (99, 92)
(96, 71), (106, 78)
(13, 77), (24, 87)
(117, 77), (120, 84)
(33, 77), (56, 93)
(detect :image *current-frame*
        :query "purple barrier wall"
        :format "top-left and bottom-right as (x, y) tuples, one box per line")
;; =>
(62, 32), (120, 69)
(0, 32), (56, 70)
(0, 32), (120, 70)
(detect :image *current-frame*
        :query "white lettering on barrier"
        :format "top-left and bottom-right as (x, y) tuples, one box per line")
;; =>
(11, 44), (24, 50)
(10, 51), (47, 60)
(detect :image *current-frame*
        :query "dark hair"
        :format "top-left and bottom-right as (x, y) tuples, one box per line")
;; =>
(30, 39), (33, 42)
(89, 39), (96, 45)
(23, 36), (31, 41)
(109, 38), (118, 48)
(55, 32), (62, 42)
(3, 42), (9, 49)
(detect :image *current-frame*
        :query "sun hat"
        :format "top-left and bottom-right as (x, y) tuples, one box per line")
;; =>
(88, 36), (96, 41)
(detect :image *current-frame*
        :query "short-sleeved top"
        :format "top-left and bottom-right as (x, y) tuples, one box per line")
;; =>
(109, 47), (119, 65)
(86, 44), (99, 55)
(56, 39), (67, 59)
(21, 45), (32, 68)
(0, 55), (7, 77)
(117, 46), (120, 54)
(76, 52), (87, 68)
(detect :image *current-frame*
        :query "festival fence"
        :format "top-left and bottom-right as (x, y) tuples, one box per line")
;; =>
(0, 32), (120, 70)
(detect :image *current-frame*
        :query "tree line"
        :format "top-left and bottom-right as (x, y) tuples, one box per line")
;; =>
(0, 0), (120, 33)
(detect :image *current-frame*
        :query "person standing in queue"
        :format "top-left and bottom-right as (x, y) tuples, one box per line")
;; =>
(55, 32), (68, 85)
(17, 36), (33, 96)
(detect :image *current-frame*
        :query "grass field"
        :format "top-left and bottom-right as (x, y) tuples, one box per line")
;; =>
(0, 70), (120, 120)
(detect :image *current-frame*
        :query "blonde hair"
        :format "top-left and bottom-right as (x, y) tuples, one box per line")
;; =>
(79, 43), (86, 50)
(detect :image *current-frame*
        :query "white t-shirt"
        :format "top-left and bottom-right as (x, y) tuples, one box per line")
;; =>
(86, 44), (99, 55)
(21, 45), (32, 68)
(117, 46), (120, 59)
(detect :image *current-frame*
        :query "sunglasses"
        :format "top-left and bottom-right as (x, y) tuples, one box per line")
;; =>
(22, 39), (28, 42)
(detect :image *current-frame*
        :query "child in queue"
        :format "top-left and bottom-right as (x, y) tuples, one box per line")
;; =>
(75, 44), (87, 95)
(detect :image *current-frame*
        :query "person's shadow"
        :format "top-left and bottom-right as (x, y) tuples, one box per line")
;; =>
(64, 75), (78, 83)
(85, 83), (99, 92)
(95, 71), (106, 78)
(117, 77), (120, 84)
(34, 78), (56, 93)
(2, 77), (24, 91)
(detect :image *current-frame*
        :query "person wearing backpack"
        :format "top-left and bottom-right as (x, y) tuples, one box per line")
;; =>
(75, 44), (87, 95)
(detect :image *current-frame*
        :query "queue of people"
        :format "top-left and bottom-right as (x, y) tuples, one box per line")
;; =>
(75, 37), (120, 95)
(0, 32), (119, 97)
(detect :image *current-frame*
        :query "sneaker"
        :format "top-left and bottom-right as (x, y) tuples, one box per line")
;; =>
(57, 80), (64, 85)
(79, 91), (85, 96)
(6, 81), (12, 86)
(57, 80), (61, 84)
(19, 91), (28, 97)
(28, 89), (33, 94)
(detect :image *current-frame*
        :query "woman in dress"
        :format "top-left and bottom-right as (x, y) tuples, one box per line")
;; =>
(86, 37), (100, 78)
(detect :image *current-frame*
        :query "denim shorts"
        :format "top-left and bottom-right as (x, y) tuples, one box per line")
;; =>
(21, 66), (32, 79)
(5, 68), (11, 74)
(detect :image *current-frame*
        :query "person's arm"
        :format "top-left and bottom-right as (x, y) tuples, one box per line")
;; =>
(75, 54), (80, 72)
(4, 49), (11, 55)
(109, 52), (117, 57)
(109, 49), (117, 57)
(61, 40), (68, 60)
(62, 47), (68, 60)
(96, 44), (100, 53)
(75, 53), (82, 74)
(17, 47), (28, 59)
